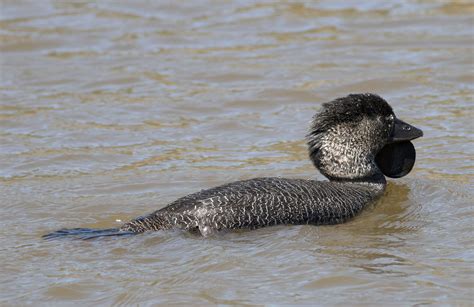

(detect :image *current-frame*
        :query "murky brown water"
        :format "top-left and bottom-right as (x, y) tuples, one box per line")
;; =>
(1, 0), (473, 305)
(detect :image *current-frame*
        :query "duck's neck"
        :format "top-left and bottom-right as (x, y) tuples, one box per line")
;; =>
(309, 119), (386, 181)
(330, 172), (386, 184)
(331, 172), (387, 197)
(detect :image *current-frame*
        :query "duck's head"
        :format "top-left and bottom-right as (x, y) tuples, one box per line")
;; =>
(307, 93), (423, 181)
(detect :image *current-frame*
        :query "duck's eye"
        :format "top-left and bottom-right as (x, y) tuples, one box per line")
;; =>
(403, 125), (411, 131)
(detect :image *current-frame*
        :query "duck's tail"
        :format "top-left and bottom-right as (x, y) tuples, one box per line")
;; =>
(42, 227), (136, 240)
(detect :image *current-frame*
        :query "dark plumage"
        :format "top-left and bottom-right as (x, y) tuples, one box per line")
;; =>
(119, 177), (384, 236)
(43, 93), (423, 240)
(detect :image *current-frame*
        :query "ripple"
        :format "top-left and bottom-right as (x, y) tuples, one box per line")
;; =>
(1, 0), (473, 305)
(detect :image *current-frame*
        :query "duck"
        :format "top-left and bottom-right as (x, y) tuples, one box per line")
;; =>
(43, 93), (423, 240)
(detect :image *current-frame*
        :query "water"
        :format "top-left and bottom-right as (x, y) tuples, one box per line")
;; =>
(1, 0), (473, 305)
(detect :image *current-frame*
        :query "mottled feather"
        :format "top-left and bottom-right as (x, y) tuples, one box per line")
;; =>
(120, 177), (385, 236)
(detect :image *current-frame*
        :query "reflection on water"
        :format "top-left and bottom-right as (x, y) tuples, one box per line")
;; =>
(0, 0), (473, 305)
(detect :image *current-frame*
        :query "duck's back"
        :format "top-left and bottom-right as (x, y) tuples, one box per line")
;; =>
(120, 177), (385, 235)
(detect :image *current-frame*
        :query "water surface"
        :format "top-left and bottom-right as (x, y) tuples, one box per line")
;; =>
(1, 0), (473, 305)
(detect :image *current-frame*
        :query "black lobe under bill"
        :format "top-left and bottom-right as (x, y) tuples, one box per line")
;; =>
(375, 141), (416, 178)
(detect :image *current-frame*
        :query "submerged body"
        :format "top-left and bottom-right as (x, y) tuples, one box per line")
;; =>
(43, 93), (423, 240)
(120, 176), (386, 236)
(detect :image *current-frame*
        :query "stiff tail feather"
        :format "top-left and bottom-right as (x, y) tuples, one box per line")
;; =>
(42, 227), (136, 240)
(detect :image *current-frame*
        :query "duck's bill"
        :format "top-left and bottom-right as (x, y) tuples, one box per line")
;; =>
(389, 118), (423, 142)
(376, 118), (423, 178)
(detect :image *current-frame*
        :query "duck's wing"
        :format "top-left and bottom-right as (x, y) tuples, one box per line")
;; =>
(120, 177), (379, 233)
(120, 177), (283, 232)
